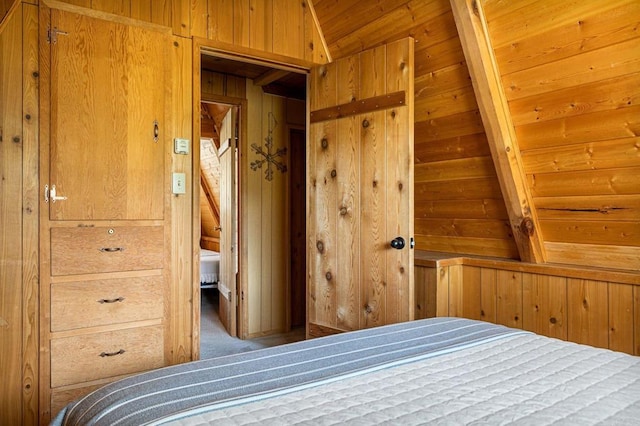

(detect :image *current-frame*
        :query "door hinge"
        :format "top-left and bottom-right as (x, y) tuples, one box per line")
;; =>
(47, 26), (69, 44)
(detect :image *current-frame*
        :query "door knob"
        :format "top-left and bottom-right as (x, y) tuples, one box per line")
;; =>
(390, 237), (405, 250)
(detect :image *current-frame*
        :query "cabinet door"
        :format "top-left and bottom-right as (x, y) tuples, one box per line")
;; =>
(48, 9), (166, 220)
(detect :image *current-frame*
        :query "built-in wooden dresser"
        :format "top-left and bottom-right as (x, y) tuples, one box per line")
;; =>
(47, 225), (166, 414)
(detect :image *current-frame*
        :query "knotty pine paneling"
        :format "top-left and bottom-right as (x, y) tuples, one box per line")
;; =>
(417, 254), (640, 355)
(192, 0), (327, 64)
(0, 6), (25, 424)
(484, 0), (640, 272)
(0, 4), (39, 424)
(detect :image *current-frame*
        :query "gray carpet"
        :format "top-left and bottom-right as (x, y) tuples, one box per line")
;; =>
(200, 289), (305, 359)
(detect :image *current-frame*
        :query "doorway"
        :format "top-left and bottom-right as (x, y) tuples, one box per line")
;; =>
(195, 46), (308, 358)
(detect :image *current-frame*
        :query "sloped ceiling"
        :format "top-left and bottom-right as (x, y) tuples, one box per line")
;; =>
(310, 0), (640, 271)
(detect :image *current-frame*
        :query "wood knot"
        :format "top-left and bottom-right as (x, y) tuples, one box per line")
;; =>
(330, 169), (337, 178)
(316, 240), (324, 253)
(364, 304), (373, 314)
(398, 182), (403, 191)
(13, 136), (20, 143)
(321, 138), (328, 149)
(339, 206), (348, 216)
(549, 317), (557, 324)
(399, 266), (405, 274)
(391, 110), (396, 118)
(325, 271), (332, 281)
(520, 217), (535, 236)
(362, 119), (370, 128)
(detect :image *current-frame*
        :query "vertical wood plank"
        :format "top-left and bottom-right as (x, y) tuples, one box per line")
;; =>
(522, 273), (567, 340)
(480, 267), (497, 323)
(461, 266), (482, 320)
(233, 0), (249, 47)
(335, 54), (360, 329)
(568, 279), (609, 349)
(335, 114), (359, 330)
(608, 283), (634, 354)
(151, 0), (171, 27)
(249, 0), (266, 52)
(172, 0), (190, 36)
(169, 35), (193, 362)
(270, 95), (286, 332)
(260, 95), (274, 332)
(360, 109), (387, 328)
(448, 264), (464, 318)
(385, 38), (414, 323)
(22, 4), (40, 424)
(496, 270), (522, 329)
(131, 0), (152, 22)
(213, 0), (234, 43)
(246, 80), (263, 335)
(91, 0), (130, 17)
(414, 266), (438, 319)
(359, 44), (387, 327)
(38, 5), (53, 421)
(191, 0), (208, 38)
(0, 6), (24, 425)
(436, 266), (450, 317)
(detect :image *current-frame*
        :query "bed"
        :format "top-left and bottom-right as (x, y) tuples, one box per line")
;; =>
(200, 249), (219, 289)
(52, 317), (640, 425)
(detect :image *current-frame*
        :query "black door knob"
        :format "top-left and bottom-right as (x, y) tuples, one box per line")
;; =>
(390, 237), (405, 250)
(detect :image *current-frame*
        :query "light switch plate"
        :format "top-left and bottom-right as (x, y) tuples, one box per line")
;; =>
(172, 173), (186, 194)
(174, 138), (190, 155)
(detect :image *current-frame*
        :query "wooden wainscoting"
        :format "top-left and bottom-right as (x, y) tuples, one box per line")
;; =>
(415, 251), (640, 356)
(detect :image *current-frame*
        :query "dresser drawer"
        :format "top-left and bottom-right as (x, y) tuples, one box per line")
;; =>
(51, 275), (163, 332)
(50, 325), (164, 388)
(51, 226), (163, 275)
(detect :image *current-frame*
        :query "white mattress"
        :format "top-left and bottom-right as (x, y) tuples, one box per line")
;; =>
(200, 249), (219, 286)
(168, 333), (640, 425)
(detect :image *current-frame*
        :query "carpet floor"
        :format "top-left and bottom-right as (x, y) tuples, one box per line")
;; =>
(200, 288), (305, 359)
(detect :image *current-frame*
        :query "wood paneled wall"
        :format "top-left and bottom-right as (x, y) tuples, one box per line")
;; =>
(313, 0), (519, 259)
(416, 252), (640, 356)
(192, 0), (328, 64)
(51, 0), (329, 64)
(245, 84), (305, 337)
(482, 0), (640, 271)
(416, 254), (640, 355)
(0, 3), (39, 424)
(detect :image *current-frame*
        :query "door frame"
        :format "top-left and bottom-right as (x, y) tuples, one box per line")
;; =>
(192, 39), (310, 353)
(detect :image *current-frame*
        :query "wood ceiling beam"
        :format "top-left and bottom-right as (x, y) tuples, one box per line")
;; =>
(450, 0), (546, 263)
(253, 69), (290, 87)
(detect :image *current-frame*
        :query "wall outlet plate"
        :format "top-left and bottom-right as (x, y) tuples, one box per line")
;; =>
(172, 173), (186, 194)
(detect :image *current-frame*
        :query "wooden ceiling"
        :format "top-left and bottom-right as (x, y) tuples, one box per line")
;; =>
(312, 0), (413, 55)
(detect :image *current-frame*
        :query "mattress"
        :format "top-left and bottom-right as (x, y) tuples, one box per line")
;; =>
(200, 249), (219, 287)
(52, 318), (640, 425)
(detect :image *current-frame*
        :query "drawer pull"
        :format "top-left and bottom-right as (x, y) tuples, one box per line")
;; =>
(97, 297), (125, 304)
(99, 349), (126, 358)
(99, 247), (125, 253)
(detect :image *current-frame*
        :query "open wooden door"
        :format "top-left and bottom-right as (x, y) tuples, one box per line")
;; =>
(218, 107), (238, 336)
(307, 38), (415, 336)
(40, 8), (169, 421)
